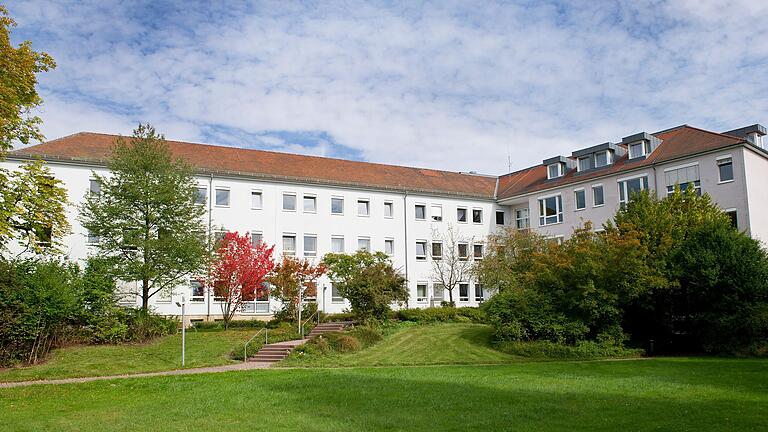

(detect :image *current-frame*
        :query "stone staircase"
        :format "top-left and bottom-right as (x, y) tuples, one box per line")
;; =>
(246, 321), (354, 364)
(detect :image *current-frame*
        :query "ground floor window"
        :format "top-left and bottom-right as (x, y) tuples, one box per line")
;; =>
(474, 284), (484, 302)
(416, 283), (428, 302)
(190, 280), (205, 302)
(331, 283), (344, 303)
(725, 209), (738, 229)
(515, 208), (529, 229)
(459, 283), (469, 302)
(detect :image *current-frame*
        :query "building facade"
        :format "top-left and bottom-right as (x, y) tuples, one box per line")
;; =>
(3, 123), (767, 322)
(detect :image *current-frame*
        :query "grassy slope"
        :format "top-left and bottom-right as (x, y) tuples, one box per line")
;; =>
(281, 323), (517, 367)
(0, 329), (257, 382)
(1, 358), (766, 431)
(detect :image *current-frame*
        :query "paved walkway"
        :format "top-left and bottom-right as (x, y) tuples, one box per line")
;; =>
(0, 338), (308, 389)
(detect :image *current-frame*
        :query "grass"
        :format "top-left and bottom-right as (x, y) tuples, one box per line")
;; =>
(0, 328), (257, 382)
(281, 323), (518, 367)
(1, 358), (766, 431)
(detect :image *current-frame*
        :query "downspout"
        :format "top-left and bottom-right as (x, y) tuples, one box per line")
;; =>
(402, 190), (409, 308)
(206, 173), (213, 320)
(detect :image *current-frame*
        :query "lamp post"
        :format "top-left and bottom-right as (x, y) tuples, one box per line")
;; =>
(176, 295), (186, 368)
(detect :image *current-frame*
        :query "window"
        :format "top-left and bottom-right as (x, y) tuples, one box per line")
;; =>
(577, 156), (592, 172)
(416, 283), (428, 302)
(618, 176), (649, 206)
(495, 211), (505, 225)
(718, 157), (734, 183)
(575, 189), (586, 210)
(547, 163), (563, 179)
(331, 284), (344, 303)
(86, 230), (100, 245)
(251, 231), (263, 247)
(594, 151), (610, 167)
(433, 283), (445, 302)
(384, 201), (394, 218)
(250, 190), (262, 209)
(415, 204), (426, 220)
(458, 242), (469, 260)
(416, 240), (427, 260)
(215, 188), (230, 207)
(665, 164), (701, 196)
(304, 234), (317, 257)
(472, 209), (483, 224)
(282, 234), (296, 255)
(89, 179), (102, 196)
(538, 195), (563, 226)
(474, 284), (484, 302)
(194, 186), (206, 205)
(358, 237), (371, 252)
(303, 195), (316, 213)
(473, 243), (484, 260)
(457, 207), (468, 223)
(725, 210), (738, 229)
(431, 205), (443, 222)
(331, 236), (345, 253)
(431, 241), (443, 260)
(282, 193), (297, 211)
(628, 141), (650, 159)
(385, 238), (395, 255)
(357, 199), (370, 216)
(190, 280), (205, 302)
(331, 197), (344, 214)
(459, 283), (469, 302)
(546, 235), (564, 245)
(592, 185), (604, 207)
(515, 208), (529, 230)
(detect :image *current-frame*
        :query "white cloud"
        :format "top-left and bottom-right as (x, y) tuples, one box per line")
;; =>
(7, 0), (768, 174)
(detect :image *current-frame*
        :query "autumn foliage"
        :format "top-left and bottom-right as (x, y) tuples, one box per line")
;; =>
(205, 232), (275, 329)
(268, 256), (326, 321)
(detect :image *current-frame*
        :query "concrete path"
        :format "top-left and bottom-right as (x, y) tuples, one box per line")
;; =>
(0, 338), (308, 389)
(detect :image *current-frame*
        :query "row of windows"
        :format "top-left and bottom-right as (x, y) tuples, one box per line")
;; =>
(414, 240), (484, 261)
(414, 282), (485, 303)
(228, 232), (397, 257)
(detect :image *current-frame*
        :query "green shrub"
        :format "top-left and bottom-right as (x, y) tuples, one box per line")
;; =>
(322, 312), (356, 322)
(349, 325), (383, 347)
(336, 335), (360, 353)
(193, 319), (267, 331)
(395, 307), (485, 323)
(497, 340), (643, 360)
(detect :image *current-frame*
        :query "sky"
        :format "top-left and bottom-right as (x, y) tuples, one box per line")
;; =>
(7, 0), (768, 175)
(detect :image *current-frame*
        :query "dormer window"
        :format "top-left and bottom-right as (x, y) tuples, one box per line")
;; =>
(547, 163), (563, 179)
(594, 150), (611, 167)
(622, 132), (660, 160)
(628, 141), (650, 159)
(577, 156), (592, 172)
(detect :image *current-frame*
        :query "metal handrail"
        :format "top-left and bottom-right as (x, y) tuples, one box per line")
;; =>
(300, 309), (321, 339)
(243, 327), (268, 363)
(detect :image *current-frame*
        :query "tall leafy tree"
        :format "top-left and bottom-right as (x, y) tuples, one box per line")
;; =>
(0, 6), (56, 155)
(79, 124), (209, 311)
(204, 232), (275, 329)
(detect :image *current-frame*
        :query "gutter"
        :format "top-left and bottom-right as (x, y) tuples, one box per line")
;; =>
(206, 173), (213, 320)
(402, 191), (409, 301)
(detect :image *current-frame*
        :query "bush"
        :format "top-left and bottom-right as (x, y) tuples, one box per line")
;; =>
(496, 340), (644, 360)
(322, 312), (356, 323)
(348, 325), (383, 347)
(394, 306), (485, 323)
(193, 319), (267, 331)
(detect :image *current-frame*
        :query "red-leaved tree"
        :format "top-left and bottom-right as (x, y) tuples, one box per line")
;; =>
(204, 232), (275, 329)
(268, 256), (326, 322)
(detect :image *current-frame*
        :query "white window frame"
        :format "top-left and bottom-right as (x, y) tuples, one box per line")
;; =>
(194, 185), (207, 206)
(214, 187), (230, 208)
(384, 201), (394, 219)
(628, 141), (650, 159)
(472, 208), (483, 224)
(547, 163), (563, 179)
(416, 282), (428, 303)
(495, 210), (505, 225)
(515, 208), (530, 230)
(414, 204), (426, 221)
(457, 206), (468, 223)
(303, 194), (317, 213)
(592, 184), (604, 207)
(664, 162), (701, 196)
(357, 236), (371, 252)
(577, 156), (591, 172)
(594, 150), (611, 167)
(251, 230), (263, 248)
(617, 174), (649, 206)
(357, 198), (370, 217)
(538, 193), (563, 226)
(303, 234), (317, 257)
(473, 243), (484, 260)
(724, 208), (738, 229)
(474, 283), (484, 302)
(415, 240), (427, 260)
(458, 283), (470, 302)
(331, 235), (345, 253)
(331, 283), (344, 303)
(331, 196), (344, 215)
(89, 178), (102, 197)
(457, 242), (469, 260)
(282, 233), (296, 256)
(384, 238), (395, 256)
(574, 188), (586, 211)
(250, 189), (263, 210)
(431, 204), (443, 222)
(282, 192), (297, 212)
(190, 279), (205, 303)
(431, 241), (443, 260)
(716, 154), (734, 184)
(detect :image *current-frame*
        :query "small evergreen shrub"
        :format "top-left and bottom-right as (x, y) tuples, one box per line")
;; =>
(394, 306), (485, 323)
(497, 340), (643, 360)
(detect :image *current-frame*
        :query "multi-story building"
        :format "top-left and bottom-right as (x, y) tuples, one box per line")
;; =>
(3, 123), (767, 322)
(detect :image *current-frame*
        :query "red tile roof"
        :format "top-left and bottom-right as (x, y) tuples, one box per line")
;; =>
(496, 125), (746, 200)
(13, 132), (499, 199)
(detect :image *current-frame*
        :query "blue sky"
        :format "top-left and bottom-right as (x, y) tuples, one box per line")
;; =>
(8, 1), (768, 174)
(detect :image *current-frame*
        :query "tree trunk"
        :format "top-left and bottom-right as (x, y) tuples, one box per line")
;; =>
(142, 278), (150, 311)
(448, 288), (454, 306)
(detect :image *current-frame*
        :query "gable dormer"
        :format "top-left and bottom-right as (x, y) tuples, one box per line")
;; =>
(543, 156), (574, 180)
(622, 132), (661, 160)
(571, 142), (625, 173)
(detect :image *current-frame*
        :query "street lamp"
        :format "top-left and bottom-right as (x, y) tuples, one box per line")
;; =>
(175, 295), (186, 368)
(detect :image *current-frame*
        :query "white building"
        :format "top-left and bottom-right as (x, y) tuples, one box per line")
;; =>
(3, 123), (767, 322)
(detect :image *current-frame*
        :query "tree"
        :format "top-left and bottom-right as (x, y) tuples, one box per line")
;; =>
(79, 124), (209, 311)
(268, 256), (326, 322)
(323, 251), (408, 322)
(430, 225), (473, 305)
(0, 6), (56, 155)
(204, 232), (275, 329)
(0, 159), (70, 256)
(474, 227), (549, 294)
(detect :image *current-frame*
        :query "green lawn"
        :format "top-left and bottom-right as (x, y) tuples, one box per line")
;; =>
(0, 329), (256, 382)
(1, 358), (766, 431)
(281, 323), (519, 367)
